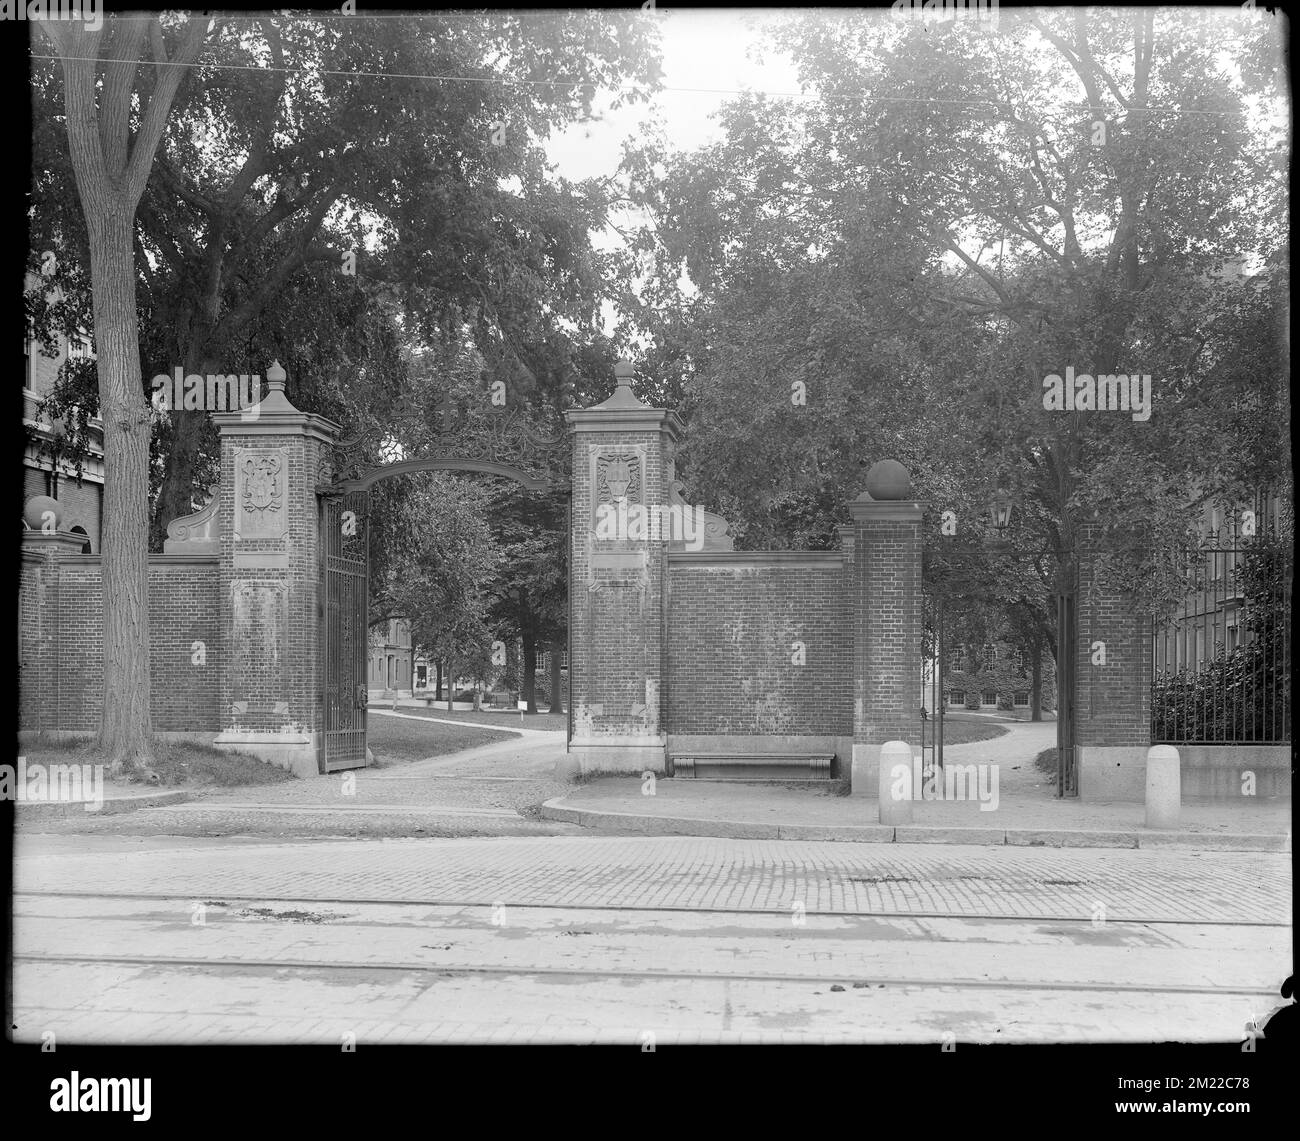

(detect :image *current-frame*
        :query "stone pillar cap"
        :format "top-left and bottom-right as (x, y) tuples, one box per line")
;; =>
(589, 358), (650, 411)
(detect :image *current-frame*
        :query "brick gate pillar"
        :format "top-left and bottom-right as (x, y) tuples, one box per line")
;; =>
(210, 362), (339, 776)
(848, 460), (925, 795)
(565, 360), (681, 774)
(1074, 519), (1152, 800)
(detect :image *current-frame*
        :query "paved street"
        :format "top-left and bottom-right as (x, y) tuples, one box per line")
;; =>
(13, 832), (1290, 1045)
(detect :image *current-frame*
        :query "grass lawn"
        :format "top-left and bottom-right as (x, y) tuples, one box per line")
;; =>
(926, 716), (1009, 746)
(20, 736), (295, 787)
(366, 714), (521, 766)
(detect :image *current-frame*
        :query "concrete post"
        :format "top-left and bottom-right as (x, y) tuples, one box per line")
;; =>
(877, 740), (914, 824)
(1145, 745), (1181, 828)
(564, 360), (682, 775)
(849, 460), (925, 795)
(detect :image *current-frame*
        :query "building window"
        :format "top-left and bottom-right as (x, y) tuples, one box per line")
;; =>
(1013, 692), (1030, 707)
(949, 690), (965, 705)
(24, 337), (32, 391)
(67, 334), (94, 360)
(981, 690), (997, 705)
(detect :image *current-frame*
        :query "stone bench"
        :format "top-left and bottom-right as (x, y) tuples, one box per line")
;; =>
(668, 753), (835, 781)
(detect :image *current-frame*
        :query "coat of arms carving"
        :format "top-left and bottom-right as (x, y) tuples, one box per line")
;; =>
(596, 451), (641, 504)
(234, 448), (289, 541)
(241, 455), (282, 517)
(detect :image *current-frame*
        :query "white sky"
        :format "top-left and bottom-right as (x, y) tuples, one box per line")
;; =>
(541, 10), (805, 334)
(544, 9), (802, 184)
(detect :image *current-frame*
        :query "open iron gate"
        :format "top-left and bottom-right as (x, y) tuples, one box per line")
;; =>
(1056, 589), (1077, 796)
(925, 587), (1076, 797)
(321, 490), (369, 772)
(921, 593), (947, 771)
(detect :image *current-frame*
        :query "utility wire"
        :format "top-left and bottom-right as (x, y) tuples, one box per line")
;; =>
(27, 53), (1247, 117)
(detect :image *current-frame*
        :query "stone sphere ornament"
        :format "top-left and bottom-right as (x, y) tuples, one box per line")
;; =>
(23, 495), (63, 531)
(863, 460), (911, 501)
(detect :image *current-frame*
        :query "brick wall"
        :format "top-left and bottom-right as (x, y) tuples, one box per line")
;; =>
(666, 555), (852, 735)
(1076, 521), (1151, 748)
(19, 551), (223, 733)
(853, 511), (924, 746)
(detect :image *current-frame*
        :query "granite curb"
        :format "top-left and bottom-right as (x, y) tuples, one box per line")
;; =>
(539, 798), (1291, 852)
(14, 789), (190, 820)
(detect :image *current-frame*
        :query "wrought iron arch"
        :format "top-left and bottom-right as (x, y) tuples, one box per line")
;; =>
(333, 456), (552, 494)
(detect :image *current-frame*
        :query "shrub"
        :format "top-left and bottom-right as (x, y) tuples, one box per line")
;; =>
(1152, 632), (1289, 742)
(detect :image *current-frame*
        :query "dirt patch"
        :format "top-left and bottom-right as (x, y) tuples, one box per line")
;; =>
(20, 735), (294, 788)
(236, 906), (337, 924)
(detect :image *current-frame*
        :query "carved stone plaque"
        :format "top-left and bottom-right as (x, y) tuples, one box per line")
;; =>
(233, 447), (289, 541)
(588, 443), (646, 529)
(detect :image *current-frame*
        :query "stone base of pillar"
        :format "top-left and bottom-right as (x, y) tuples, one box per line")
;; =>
(850, 742), (881, 796)
(567, 738), (666, 775)
(1077, 745), (1147, 801)
(213, 729), (318, 778)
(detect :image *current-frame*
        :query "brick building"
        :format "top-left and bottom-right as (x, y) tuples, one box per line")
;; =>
(22, 273), (103, 552)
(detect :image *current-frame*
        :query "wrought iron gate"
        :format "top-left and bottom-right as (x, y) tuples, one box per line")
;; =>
(1055, 589), (1077, 796)
(321, 490), (369, 771)
(921, 592), (947, 771)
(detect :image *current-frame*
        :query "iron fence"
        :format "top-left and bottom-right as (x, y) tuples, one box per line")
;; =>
(1151, 527), (1292, 744)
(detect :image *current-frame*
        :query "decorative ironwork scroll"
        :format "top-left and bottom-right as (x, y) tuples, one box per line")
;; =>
(317, 402), (566, 496)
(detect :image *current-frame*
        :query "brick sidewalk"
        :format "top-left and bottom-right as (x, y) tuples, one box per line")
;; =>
(15, 834), (1290, 923)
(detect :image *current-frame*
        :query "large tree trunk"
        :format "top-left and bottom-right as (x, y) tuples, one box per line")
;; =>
(88, 207), (156, 778)
(1029, 634), (1043, 722)
(45, 15), (209, 777)
(435, 659), (442, 701)
(548, 638), (563, 714)
(151, 399), (213, 548)
(522, 631), (537, 714)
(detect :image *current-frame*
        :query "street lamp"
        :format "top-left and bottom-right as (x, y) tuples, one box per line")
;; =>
(990, 489), (1013, 538)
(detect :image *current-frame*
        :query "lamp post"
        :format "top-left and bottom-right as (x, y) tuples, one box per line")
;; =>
(989, 489), (1013, 538)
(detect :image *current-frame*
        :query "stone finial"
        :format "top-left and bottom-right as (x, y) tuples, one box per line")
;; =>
(23, 495), (62, 530)
(863, 459), (912, 501)
(266, 360), (287, 393)
(585, 357), (651, 412)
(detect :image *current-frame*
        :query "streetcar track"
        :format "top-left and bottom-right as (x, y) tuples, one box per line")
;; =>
(12, 889), (1287, 926)
(13, 951), (1279, 996)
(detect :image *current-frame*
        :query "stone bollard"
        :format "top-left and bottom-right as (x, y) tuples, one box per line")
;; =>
(1145, 745), (1181, 829)
(878, 740), (914, 825)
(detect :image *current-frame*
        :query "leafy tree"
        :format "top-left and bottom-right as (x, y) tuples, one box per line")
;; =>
(35, 13), (208, 776)
(615, 9), (1286, 723)
(30, 10), (661, 544)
